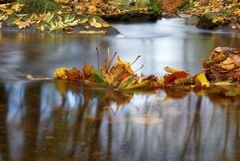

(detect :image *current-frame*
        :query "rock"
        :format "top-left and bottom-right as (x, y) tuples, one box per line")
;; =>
(196, 12), (220, 30)
(101, 11), (160, 23)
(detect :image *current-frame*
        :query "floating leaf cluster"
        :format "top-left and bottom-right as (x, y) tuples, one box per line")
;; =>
(53, 47), (240, 95)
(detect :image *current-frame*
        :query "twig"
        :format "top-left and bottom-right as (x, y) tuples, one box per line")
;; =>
(96, 48), (100, 69)
(130, 55), (141, 66)
(134, 64), (144, 73)
(107, 52), (117, 72)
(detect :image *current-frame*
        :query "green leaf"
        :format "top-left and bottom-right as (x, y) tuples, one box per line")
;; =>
(79, 18), (88, 24)
(64, 15), (75, 23)
(92, 69), (106, 85)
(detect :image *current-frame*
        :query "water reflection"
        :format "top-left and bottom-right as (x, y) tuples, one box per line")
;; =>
(0, 80), (240, 161)
(0, 18), (240, 161)
(0, 18), (239, 80)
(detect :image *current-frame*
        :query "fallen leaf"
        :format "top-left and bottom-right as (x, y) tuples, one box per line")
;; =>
(195, 73), (210, 88)
(54, 67), (68, 79)
(66, 67), (83, 80)
(164, 71), (188, 85)
(164, 66), (185, 73)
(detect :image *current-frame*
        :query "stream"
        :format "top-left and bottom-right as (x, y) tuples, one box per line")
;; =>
(0, 18), (240, 161)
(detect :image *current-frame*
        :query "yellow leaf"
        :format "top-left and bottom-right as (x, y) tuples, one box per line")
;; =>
(164, 66), (185, 73)
(11, 3), (24, 12)
(94, 22), (102, 28)
(54, 67), (69, 79)
(5, 9), (14, 15)
(101, 23), (110, 28)
(195, 73), (210, 88)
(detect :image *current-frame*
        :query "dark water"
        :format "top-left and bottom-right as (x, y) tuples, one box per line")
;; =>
(0, 18), (240, 161)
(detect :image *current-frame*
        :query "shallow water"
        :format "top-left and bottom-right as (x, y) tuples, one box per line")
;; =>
(0, 18), (240, 161)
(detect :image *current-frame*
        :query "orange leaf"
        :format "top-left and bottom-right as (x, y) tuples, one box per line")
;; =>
(66, 67), (83, 80)
(83, 63), (93, 77)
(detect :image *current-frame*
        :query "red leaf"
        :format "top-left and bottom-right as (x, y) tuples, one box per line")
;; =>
(164, 71), (188, 85)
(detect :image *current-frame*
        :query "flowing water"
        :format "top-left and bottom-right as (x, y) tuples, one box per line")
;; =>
(0, 18), (240, 161)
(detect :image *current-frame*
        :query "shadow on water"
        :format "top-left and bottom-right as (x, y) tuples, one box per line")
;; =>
(0, 80), (240, 161)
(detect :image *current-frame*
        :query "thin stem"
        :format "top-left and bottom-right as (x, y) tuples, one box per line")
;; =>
(96, 48), (100, 69)
(107, 48), (110, 66)
(134, 64), (144, 73)
(130, 55), (141, 66)
(107, 52), (117, 72)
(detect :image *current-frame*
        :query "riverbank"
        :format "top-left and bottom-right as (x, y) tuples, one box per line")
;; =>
(0, 0), (239, 34)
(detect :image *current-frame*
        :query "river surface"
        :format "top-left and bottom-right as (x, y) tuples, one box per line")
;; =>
(0, 18), (240, 161)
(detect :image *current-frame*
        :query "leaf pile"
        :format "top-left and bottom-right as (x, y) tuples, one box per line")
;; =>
(56, 0), (154, 16)
(203, 47), (240, 82)
(0, 2), (111, 32)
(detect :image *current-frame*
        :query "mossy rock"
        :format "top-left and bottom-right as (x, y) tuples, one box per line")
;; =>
(196, 12), (231, 30)
(196, 12), (219, 29)
(18, 0), (61, 14)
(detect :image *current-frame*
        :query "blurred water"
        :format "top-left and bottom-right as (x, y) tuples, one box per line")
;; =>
(0, 18), (240, 161)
